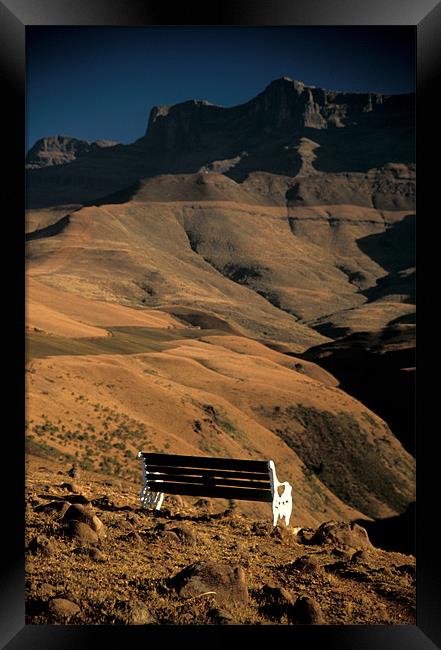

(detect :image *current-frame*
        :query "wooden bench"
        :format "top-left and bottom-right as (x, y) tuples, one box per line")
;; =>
(137, 452), (293, 527)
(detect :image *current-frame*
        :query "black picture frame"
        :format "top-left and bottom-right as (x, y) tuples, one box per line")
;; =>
(1, 0), (438, 647)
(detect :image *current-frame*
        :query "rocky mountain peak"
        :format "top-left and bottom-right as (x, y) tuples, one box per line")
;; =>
(26, 135), (119, 169)
(25, 77), (414, 208)
(141, 77), (411, 152)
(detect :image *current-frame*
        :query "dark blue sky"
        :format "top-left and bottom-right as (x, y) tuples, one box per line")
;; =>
(26, 26), (415, 150)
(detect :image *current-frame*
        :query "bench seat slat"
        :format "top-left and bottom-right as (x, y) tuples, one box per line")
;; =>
(146, 474), (271, 490)
(144, 481), (274, 502)
(140, 452), (268, 473)
(143, 465), (270, 481)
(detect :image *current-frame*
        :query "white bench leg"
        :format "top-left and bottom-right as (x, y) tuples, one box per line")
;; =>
(141, 486), (165, 510)
(269, 461), (293, 527)
(138, 456), (165, 511)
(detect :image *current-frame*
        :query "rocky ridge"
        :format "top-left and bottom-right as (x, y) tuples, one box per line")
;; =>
(25, 76), (414, 208)
(26, 135), (119, 170)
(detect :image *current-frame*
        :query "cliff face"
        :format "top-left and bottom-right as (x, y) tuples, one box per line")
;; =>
(25, 77), (415, 209)
(25, 135), (119, 169)
(143, 77), (413, 155)
(144, 77), (387, 141)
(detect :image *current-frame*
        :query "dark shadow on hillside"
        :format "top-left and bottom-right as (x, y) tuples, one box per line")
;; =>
(356, 214), (415, 305)
(25, 214), (71, 242)
(301, 326), (416, 456)
(357, 214), (415, 275)
(354, 502), (416, 556)
(84, 181), (144, 207)
(306, 93), (415, 173)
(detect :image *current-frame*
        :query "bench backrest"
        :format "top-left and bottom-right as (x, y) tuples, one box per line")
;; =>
(138, 452), (273, 502)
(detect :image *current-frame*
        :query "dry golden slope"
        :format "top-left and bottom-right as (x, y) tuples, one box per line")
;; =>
(25, 173), (415, 528)
(26, 322), (415, 528)
(26, 199), (328, 350)
(27, 278), (183, 338)
(26, 172), (414, 345)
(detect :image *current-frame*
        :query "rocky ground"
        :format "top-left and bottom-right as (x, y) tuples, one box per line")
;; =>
(25, 454), (415, 626)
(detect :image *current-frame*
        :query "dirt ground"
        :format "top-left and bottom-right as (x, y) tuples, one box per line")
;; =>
(25, 453), (415, 626)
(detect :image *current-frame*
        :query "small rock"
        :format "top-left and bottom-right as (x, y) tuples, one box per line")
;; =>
(296, 527), (316, 544)
(129, 602), (156, 625)
(172, 561), (248, 604)
(395, 563), (415, 577)
(120, 530), (143, 545)
(115, 600), (155, 625)
(291, 596), (324, 624)
(159, 530), (180, 544)
(208, 607), (235, 624)
(351, 550), (370, 563)
(251, 521), (272, 536)
(60, 482), (81, 493)
(66, 521), (99, 545)
(261, 584), (294, 605)
(290, 555), (322, 574)
(271, 525), (297, 545)
(194, 498), (212, 512)
(170, 523), (197, 546)
(89, 548), (106, 562)
(48, 598), (81, 621)
(34, 501), (69, 515)
(38, 583), (57, 600)
(62, 504), (105, 539)
(310, 521), (372, 550)
(126, 513), (140, 526)
(258, 585), (295, 622)
(28, 536), (54, 557)
(166, 495), (184, 508)
(331, 548), (353, 560)
(67, 465), (80, 479)
(28, 496), (43, 508)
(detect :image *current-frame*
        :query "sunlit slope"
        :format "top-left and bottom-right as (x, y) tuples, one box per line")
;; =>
(26, 332), (415, 526)
(27, 172), (414, 343)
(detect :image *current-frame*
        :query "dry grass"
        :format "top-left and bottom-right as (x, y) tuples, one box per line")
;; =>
(25, 453), (416, 626)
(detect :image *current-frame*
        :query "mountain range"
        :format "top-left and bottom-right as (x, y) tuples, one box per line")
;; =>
(25, 76), (416, 531)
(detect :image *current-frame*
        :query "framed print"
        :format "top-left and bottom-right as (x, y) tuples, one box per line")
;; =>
(1, 0), (438, 647)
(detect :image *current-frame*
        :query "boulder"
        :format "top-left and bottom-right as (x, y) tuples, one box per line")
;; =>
(271, 525), (297, 545)
(290, 555), (323, 574)
(291, 596), (324, 624)
(166, 495), (185, 509)
(60, 482), (81, 493)
(62, 504), (105, 539)
(208, 607), (235, 624)
(34, 501), (69, 516)
(115, 600), (156, 625)
(28, 535), (55, 557)
(66, 521), (99, 545)
(351, 549), (370, 563)
(172, 561), (248, 604)
(48, 598), (81, 621)
(169, 524), (197, 546)
(310, 521), (372, 550)
(89, 548), (106, 562)
(261, 584), (294, 605)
